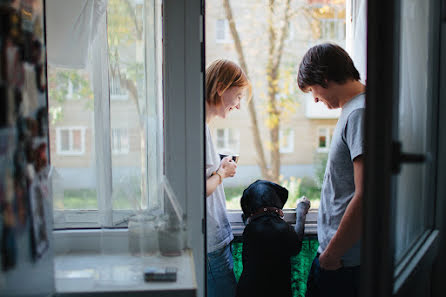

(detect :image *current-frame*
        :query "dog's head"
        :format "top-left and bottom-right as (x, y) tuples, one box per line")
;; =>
(240, 180), (288, 223)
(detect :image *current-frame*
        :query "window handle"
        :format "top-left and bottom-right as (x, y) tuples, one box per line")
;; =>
(391, 141), (426, 174)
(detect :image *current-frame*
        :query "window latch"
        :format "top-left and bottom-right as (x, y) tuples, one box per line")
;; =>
(391, 141), (426, 174)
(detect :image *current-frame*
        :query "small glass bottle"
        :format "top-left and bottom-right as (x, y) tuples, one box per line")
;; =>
(128, 213), (159, 256)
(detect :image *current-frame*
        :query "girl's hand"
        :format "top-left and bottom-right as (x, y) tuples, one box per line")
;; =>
(218, 156), (237, 178)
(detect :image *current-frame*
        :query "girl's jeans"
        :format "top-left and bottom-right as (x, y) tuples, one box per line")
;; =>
(207, 244), (237, 297)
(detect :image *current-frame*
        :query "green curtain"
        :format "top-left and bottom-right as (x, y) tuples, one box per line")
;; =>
(232, 238), (319, 297)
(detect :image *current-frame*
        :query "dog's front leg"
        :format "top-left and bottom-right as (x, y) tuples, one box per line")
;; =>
(295, 196), (311, 242)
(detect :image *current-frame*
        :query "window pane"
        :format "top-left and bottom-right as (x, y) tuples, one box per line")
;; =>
(72, 130), (82, 151)
(216, 19), (226, 41)
(319, 135), (326, 148)
(108, 0), (163, 212)
(60, 130), (70, 151)
(207, 0), (345, 210)
(48, 66), (97, 212)
(394, 0), (433, 264)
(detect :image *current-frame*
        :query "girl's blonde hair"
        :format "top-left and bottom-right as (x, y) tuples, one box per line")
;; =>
(205, 59), (252, 106)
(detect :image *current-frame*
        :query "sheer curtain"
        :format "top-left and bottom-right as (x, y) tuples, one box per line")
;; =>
(346, 0), (367, 83)
(46, 0), (108, 69)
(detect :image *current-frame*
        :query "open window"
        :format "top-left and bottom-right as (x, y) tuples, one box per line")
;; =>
(205, 0), (348, 216)
(48, 0), (164, 229)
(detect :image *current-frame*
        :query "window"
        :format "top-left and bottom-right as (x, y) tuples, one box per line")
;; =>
(320, 19), (345, 41)
(279, 128), (294, 153)
(109, 74), (128, 100)
(66, 80), (77, 100)
(111, 128), (129, 154)
(317, 127), (335, 152)
(49, 0), (164, 228)
(56, 127), (85, 155)
(215, 128), (240, 153)
(216, 19), (231, 43)
(206, 0), (346, 211)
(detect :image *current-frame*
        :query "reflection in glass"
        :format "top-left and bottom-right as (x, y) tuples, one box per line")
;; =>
(394, 0), (431, 263)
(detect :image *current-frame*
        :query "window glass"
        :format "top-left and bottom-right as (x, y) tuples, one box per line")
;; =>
(279, 128), (294, 153)
(48, 65), (96, 215)
(60, 130), (70, 152)
(48, 0), (163, 227)
(394, 0), (433, 264)
(206, 0), (345, 210)
(216, 19), (229, 43)
(110, 74), (128, 99)
(319, 134), (327, 149)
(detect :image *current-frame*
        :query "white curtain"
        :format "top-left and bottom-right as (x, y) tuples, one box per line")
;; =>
(346, 0), (367, 83)
(46, 0), (108, 69)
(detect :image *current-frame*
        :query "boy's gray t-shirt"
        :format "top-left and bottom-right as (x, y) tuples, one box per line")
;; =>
(317, 93), (365, 267)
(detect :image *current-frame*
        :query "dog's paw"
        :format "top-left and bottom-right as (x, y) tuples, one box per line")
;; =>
(296, 196), (311, 214)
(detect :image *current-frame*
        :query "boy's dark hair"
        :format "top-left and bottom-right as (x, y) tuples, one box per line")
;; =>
(297, 43), (360, 91)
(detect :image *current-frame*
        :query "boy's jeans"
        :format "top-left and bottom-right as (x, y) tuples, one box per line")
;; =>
(306, 254), (360, 297)
(207, 244), (237, 297)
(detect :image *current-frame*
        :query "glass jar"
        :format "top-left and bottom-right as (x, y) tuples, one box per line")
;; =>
(158, 216), (186, 257)
(128, 213), (159, 256)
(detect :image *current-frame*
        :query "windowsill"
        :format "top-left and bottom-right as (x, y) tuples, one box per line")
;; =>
(52, 208), (318, 295)
(227, 209), (318, 238)
(54, 230), (196, 296)
(54, 250), (196, 297)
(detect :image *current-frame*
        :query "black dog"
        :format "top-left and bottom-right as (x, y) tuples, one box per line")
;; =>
(236, 180), (310, 297)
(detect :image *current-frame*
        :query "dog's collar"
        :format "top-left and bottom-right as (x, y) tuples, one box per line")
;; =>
(246, 207), (284, 224)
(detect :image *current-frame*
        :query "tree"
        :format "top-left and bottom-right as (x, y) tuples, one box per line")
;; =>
(221, 0), (345, 183)
(223, 0), (301, 182)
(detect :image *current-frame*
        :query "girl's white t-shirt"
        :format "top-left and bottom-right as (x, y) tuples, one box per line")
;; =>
(205, 124), (234, 253)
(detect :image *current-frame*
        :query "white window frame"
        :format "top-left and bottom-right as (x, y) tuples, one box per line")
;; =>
(215, 19), (231, 44)
(109, 73), (129, 100)
(55, 126), (86, 156)
(111, 127), (130, 155)
(316, 126), (335, 152)
(279, 128), (295, 153)
(214, 128), (240, 152)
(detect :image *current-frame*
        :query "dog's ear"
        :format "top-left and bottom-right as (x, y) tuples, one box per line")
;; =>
(261, 180), (288, 208)
(240, 186), (252, 217)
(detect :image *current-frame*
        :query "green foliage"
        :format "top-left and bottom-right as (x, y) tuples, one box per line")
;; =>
(224, 176), (321, 210)
(111, 175), (142, 210)
(47, 68), (94, 123)
(232, 238), (319, 297)
(48, 70), (93, 103)
(314, 152), (328, 188)
(107, 0), (142, 48)
(224, 185), (246, 209)
(63, 189), (97, 209)
(61, 174), (142, 210)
